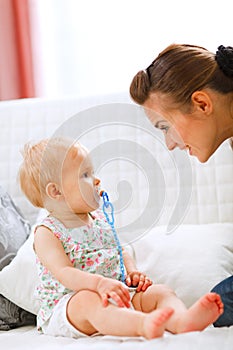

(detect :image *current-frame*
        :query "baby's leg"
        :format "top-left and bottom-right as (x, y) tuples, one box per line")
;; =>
(173, 292), (224, 333)
(132, 284), (223, 334)
(67, 290), (174, 339)
(132, 284), (188, 316)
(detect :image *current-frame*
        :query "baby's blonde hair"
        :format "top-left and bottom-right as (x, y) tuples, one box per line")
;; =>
(19, 137), (80, 208)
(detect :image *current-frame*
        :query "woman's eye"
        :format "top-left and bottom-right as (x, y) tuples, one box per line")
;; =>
(160, 126), (169, 134)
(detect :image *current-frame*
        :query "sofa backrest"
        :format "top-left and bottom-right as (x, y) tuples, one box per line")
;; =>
(0, 93), (232, 235)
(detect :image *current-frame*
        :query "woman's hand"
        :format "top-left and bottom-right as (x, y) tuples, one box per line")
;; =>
(96, 277), (131, 308)
(125, 271), (153, 292)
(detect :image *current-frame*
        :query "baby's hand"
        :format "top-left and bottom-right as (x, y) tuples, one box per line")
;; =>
(97, 277), (131, 308)
(125, 271), (153, 292)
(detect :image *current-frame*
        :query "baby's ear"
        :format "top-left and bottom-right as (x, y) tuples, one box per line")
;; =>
(68, 143), (80, 159)
(46, 182), (62, 199)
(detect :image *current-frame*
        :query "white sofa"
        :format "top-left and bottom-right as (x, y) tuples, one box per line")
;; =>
(0, 93), (233, 349)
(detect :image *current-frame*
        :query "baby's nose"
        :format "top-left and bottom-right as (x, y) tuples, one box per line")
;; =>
(94, 177), (100, 186)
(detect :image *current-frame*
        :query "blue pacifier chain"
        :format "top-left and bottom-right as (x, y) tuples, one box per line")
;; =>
(100, 191), (125, 283)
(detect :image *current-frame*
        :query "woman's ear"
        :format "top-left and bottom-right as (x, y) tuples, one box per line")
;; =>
(191, 91), (213, 115)
(46, 182), (62, 200)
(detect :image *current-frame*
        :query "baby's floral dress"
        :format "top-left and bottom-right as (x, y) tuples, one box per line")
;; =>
(34, 211), (124, 332)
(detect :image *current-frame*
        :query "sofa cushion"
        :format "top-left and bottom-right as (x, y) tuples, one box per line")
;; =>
(0, 222), (233, 317)
(0, 185), (33, 329)
(0, 294), (36, 330)
(0, 185), (30, 270)
(133, 223), (233, 307)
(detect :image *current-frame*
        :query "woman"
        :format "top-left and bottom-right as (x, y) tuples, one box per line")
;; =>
(130, 44), (233, 163)
(130, 44), (233, 327)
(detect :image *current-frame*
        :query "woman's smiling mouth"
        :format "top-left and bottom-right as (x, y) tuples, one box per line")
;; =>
(186, 145), (193, 155)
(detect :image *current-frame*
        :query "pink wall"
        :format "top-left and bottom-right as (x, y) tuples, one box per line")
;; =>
(0, 0), (35, 100)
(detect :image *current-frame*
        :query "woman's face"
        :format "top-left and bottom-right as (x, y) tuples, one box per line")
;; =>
(144, 93), (218, 163)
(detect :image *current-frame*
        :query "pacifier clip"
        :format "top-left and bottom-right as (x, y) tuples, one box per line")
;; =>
(100, 191), (125, 283)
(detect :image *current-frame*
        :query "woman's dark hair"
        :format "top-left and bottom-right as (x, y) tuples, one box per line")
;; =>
(130, 44), (233, 106)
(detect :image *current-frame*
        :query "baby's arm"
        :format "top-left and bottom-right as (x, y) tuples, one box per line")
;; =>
(34, 226), (130, 308)
(123, 249), (152, 292)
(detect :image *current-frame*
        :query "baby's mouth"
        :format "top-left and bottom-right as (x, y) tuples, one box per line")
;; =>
(96, 186), (102, 196)
(94, 187), (101, 202)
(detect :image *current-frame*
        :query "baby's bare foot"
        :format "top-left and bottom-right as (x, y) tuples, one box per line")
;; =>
(178, 293), (224, 333)
(143, 308), (174, 339)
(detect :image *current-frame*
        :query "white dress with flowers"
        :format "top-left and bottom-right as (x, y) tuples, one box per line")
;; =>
(34, 211), (123, 332)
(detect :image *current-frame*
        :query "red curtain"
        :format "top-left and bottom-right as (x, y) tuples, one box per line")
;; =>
(0, 0), (35, 101)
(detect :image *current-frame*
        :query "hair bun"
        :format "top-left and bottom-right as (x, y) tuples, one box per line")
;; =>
(215, 45), (233, 78)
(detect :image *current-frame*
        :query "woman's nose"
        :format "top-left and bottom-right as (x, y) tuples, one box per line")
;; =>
(165, 134), (178, 151)
(165, 129), (186, 151)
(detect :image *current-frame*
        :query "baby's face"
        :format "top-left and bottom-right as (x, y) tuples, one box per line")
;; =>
(61, 144), (101, 214)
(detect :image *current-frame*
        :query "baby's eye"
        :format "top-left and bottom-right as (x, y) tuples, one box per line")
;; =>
(82, 172), (89, 178)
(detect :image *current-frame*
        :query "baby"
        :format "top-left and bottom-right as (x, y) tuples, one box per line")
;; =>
(19, 137), (223, 339)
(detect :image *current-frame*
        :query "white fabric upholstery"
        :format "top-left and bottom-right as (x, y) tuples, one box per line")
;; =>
(0, 93), (233, 349)
(0, 93), (232, 228)
(1, 222), (233, 315)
